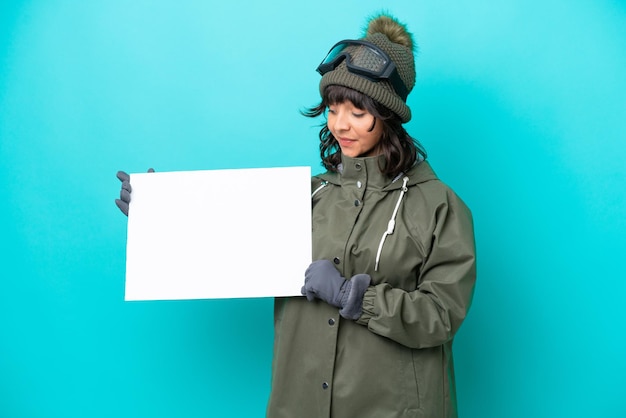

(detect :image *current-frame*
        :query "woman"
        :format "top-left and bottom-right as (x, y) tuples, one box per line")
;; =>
(115, 13), (476, 418)
(266, 14), (476, 418)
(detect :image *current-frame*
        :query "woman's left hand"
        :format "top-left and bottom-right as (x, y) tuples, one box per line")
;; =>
(301, 260), (371, 320)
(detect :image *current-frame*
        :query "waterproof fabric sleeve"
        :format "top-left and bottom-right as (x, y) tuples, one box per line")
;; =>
(356, 189), (476, 349)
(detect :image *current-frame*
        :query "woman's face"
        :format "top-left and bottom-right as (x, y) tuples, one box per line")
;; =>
(327, 101), (383, 158)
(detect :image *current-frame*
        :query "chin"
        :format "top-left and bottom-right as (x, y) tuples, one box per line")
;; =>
(339, 148), (359, 158)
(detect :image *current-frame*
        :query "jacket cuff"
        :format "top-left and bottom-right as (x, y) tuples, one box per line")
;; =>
(355, 287), (377, 326)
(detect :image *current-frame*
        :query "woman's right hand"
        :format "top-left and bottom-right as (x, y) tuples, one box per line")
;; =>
(115, 168), (154, 216)
(115, 171), (132, 216)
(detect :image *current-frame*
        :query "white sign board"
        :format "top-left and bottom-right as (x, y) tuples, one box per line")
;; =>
(124, 167), (311, 301)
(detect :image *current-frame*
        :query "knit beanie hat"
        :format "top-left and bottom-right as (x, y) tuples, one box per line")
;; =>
(319, 14), (416, 122)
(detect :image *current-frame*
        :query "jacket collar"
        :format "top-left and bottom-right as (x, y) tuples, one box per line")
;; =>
(317, 155), (438, 190)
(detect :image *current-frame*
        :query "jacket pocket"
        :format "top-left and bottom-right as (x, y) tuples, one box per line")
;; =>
(411, 345), (447, 415)
(403, 347), (421, 411)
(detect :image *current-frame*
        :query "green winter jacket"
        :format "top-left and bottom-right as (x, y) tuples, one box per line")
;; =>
(267, 155), (476, 418)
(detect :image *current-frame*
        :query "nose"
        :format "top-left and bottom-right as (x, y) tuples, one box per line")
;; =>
(331, 109), (350, 133)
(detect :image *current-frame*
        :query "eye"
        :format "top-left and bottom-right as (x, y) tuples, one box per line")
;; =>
(327, 107), (337, 115)
(352, 112), (365, 118)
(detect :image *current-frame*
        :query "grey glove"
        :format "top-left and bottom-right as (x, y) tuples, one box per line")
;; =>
(301, 259), (371, 320)
(115, 168), (154, 216)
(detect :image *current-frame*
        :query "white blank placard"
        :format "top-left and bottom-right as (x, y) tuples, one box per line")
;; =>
(124, 166), (311, 301)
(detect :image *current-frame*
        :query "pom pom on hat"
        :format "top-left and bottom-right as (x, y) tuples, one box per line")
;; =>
(364, 13), (415, 52)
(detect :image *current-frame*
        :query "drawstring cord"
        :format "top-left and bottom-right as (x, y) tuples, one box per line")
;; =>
(375, 177), (409, 271)
(311, 180), (328, 198)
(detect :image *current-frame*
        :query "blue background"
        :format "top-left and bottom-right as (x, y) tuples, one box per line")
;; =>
(1, 1), (625, 417)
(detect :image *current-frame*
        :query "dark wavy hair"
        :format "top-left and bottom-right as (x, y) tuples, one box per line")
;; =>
(302, 85), (427, 178)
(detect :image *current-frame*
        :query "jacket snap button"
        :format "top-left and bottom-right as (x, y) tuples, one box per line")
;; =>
(355, 163), (362, 170)
(357, 181), (362, 188)
(328, 318), (335, 326)
(333, 257), (340, 264)
(354, 199), (361, 206)
(322, 382), (329, 389)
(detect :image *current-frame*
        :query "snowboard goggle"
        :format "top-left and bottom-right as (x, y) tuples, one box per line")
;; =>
(316, 39), (409, 101)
